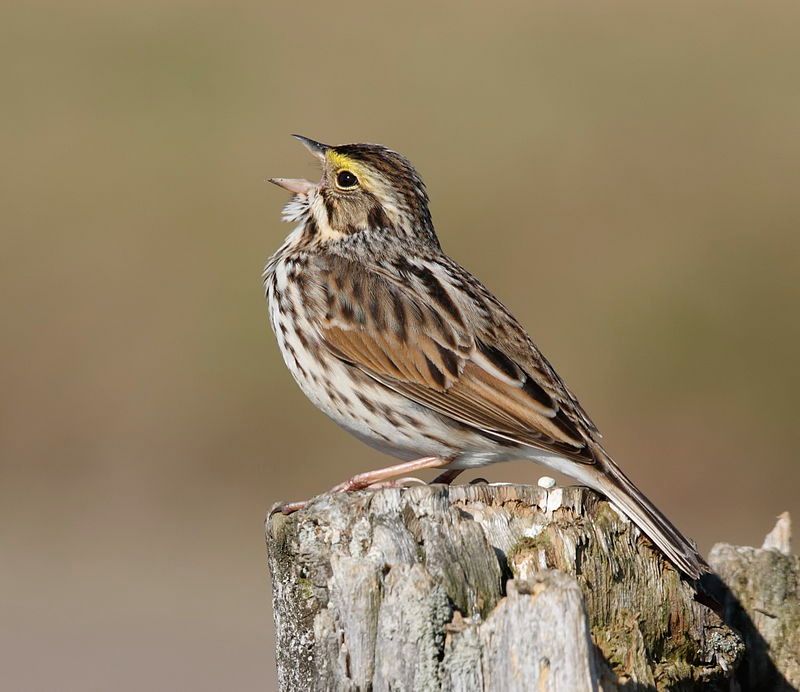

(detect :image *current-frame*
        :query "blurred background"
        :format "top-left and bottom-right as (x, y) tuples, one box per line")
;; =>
(2, 1), (799, 689)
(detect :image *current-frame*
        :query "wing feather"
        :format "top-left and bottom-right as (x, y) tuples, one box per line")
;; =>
(315, 256), (599, 464)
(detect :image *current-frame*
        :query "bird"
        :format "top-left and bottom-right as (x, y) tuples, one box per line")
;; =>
(264, 135), (709, 580)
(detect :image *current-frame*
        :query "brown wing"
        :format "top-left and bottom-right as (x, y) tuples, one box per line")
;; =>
(315, 256), (599, 464)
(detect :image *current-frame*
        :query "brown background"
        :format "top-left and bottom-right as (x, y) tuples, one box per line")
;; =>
(2, 1), (799, 689)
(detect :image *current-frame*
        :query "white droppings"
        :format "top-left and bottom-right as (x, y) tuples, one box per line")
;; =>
(537, 476), (556, 490)
(545, 488), (564, 514)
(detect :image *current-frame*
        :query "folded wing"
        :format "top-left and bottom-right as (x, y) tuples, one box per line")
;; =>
(316, 258), (599, 464)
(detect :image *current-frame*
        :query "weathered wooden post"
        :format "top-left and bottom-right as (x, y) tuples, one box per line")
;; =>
(266, 483), (797, 690)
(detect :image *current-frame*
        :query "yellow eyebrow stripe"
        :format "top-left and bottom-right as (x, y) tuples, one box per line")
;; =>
(326, 151), (367, 179)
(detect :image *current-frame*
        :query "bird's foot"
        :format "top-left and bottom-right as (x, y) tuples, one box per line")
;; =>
(269, 499), (309, 515)
(328, 457), (447, 493)
(272, 458), (449, 514)
(367, 476), (428, 490)
(432, 468), (464, 485)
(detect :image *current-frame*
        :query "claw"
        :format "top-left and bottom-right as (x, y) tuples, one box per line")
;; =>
(270, 499), (309, 515)
(432, 468), (463, 485)
(367, 476), (428, 490)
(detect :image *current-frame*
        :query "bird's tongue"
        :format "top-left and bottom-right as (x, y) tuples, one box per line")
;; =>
(268, 177), (316, 195)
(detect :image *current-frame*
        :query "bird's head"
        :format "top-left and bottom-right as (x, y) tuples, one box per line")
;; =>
(270, 136), (435, 244)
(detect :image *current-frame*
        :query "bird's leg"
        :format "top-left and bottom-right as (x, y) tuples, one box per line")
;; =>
(273, 457), (448, 515)
(328, 457), (447, 493)
(432, 468), (464, 485)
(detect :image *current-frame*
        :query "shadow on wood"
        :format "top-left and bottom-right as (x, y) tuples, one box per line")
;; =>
(705, 512), (799, 690)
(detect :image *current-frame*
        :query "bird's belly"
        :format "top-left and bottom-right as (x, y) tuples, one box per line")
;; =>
(268, 310), (497, 463)
(283, 341), (460, 461)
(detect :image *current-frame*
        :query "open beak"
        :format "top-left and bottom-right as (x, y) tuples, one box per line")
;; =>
(268, 135), (331, 195)
(291, 134), (329, 160)
(268, 177), (317, 195)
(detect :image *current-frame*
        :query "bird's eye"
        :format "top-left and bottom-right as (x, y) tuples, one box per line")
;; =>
(336, 170), (358, 189)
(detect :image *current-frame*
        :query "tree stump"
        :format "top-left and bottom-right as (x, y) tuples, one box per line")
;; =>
(708, 512), (799, 690)
(266, 483), (796, 690)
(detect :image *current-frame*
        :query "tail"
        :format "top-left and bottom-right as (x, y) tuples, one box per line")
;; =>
(588, 453), (710, 580)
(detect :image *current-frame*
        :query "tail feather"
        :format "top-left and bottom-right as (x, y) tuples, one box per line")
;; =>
(591, 455), (710, 580)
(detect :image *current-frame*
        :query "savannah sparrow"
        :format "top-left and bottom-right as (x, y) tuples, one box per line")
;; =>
(264, 135), (708, 580)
